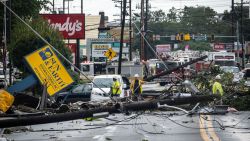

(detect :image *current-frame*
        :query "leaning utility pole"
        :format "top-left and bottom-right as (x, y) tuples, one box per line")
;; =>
(118, 0), (127, 74)
(140, 0), (145, 61)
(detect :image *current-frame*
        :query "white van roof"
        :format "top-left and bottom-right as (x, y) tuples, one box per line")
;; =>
(93, 74), (122, 79)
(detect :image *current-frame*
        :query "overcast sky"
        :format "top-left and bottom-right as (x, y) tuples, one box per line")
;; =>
(49, 0), (242, 21)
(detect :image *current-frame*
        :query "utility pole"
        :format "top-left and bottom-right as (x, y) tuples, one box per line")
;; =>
(231, 0), (235, 53)
(232, 0), (234, 36)
(241, 0), (245, 69)
(81, 0), (83, 14)
(63, 0), (65, 13)
(75, 0), (83, 70)
(121, 0), (123, 22)
(118, 0), (127, 74)
(129, 0), (132, 61)
(3, 0), (7, 85)
(7, 0), (12, 85)
(144, 0), (149, 61)
(140, 0), (145, 61)
(52, 0), (55, 12)
(237, 21), (240, 63)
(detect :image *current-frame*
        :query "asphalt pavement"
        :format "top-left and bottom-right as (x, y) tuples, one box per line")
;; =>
(2, 83), (250, 141)
(3, 111), (250, 141)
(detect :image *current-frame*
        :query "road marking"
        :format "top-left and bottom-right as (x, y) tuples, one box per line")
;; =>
(199, 115), (211, 141)
(199, 115), (220, 141)
(206, 115), (220, 141)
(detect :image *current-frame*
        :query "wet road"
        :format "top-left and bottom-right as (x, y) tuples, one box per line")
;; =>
(2, 83), (250, 141)
(3, 111), (250, 141)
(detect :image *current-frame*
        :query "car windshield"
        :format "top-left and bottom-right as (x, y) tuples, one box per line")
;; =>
(221, 67), (239, 73)
(83, 84), (92, 91)
(93, 78), (116, 88)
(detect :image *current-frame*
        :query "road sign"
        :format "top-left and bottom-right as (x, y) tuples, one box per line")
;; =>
(104, 48), (117, 60)
(25, 45), (74, 96)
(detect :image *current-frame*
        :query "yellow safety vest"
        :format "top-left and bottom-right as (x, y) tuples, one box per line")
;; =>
(111, 81), (121, 95)
(212, 81), (224, 96)
(130, 80), (143, 94)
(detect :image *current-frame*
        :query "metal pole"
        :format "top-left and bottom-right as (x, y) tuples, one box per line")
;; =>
(76, 39), (80, 69)
(140, 0), (145, 61)
(237, 21), (240, 63)
(118, 0), (127, 74)
(7, 0), (12, 85)
(232, 0), (234, 36)
(144, 0), (149, 60)
(63, 0), (65, 13)
(241, 0), (245, 69)
(129, 0), (132, 61)
(232, 0), (235, 52)
(52, 0), (55, 12)
(81, 0), (83, 14)
(121, 0), (123, 23)
(68, 0), (69, 14)
(3, 0), (7, 84)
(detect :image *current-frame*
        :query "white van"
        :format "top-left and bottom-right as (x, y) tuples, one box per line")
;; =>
(91, 75), (129, 99)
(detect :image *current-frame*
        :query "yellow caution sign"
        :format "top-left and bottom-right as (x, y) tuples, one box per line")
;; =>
(0, 90), (14, 112)
(104, 48), (117, 60)
(25, 45), (74, 96)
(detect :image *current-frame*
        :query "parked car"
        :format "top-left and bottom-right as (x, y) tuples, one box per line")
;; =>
(242, 68), (250, 87)
(220, 66), (242, 82)
(55, 83), (92, 104)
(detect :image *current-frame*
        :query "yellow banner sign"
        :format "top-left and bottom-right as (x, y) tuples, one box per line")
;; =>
(25, 45), (74, 96)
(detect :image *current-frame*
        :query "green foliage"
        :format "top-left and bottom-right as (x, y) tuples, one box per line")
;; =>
(180, 6), (217, 34)
(0, 0), (50, 34)
(132, 5), (246, 58)
(9, 17), (72, 74)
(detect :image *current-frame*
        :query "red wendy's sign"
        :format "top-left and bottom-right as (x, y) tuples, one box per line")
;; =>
(41, 14), (85, 39)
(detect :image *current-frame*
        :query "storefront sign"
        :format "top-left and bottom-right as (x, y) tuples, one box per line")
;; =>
(42, 14), (85, 39)
(25, 45), (74, 96)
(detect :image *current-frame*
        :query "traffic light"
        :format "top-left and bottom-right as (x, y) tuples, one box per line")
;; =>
(211, 34), (215, 41)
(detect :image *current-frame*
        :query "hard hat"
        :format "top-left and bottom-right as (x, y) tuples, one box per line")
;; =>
(215, 75), (221, 80)
(134, 74), (139, 77)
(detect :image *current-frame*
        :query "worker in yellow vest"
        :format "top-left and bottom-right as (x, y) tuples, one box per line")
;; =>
(130, 74), (143, 101)
(111, 77), (121, 97)
(212, 75), (224, 104)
